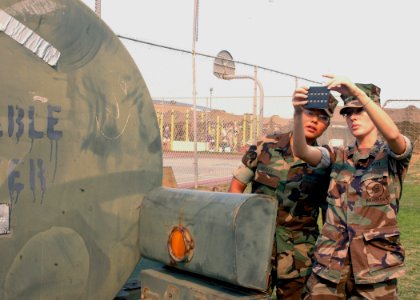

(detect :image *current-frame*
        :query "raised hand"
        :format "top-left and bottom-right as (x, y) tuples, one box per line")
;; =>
(292, 86), (309, 113)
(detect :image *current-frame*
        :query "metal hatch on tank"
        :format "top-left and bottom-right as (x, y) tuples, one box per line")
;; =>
(0, 0), (161, 298)
(0, 1), (278, 299)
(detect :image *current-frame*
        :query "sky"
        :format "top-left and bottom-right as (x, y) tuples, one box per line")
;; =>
(80, 0), (420, 118)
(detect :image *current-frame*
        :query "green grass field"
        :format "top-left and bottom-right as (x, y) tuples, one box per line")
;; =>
(399, 190), (420, 299)
(398, 159), (420, 299)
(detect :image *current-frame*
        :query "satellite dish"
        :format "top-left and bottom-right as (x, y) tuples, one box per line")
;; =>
(213, 50), (235, 79)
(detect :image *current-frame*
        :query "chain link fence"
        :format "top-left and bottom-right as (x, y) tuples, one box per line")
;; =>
(114, 33), (418, 187)
(155, 97), (288, 188)
(156, 99), (420, 188)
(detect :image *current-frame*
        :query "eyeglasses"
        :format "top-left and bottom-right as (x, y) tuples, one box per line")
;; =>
(302, 108), (330, 124)
(341, 107), (364, 118)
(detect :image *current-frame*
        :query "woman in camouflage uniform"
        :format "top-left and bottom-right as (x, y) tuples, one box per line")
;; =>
(292, 75), (413, 299)
(229, 96), (337, 299)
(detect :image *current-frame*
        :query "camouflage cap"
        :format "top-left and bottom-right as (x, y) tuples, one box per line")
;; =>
(339, 83), (381, 115)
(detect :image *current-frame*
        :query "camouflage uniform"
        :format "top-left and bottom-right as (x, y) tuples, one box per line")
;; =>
(301, 82), (413, 299)
(233, 131), (331, 299)
(304, 137), (413, 299)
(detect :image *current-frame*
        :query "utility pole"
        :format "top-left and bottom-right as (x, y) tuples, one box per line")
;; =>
(95, 0), (101, 17)
(192, 0), (199, 188)
(209, 87), (213, 110)
(253, 66), (257, 141)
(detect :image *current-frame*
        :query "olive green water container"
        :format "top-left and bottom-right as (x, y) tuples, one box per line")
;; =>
(139, 188), (278, 291)
(0, 1), (161, 298)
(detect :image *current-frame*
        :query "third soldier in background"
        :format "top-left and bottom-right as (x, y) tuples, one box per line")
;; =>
(228, 95), (338, 299)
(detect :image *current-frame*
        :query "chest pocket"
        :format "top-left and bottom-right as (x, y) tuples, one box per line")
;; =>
(254, 148), (289, 189)
(360, 168), (390, 206)
(326, 168), (351, 207)
(254, 163), (283, 188)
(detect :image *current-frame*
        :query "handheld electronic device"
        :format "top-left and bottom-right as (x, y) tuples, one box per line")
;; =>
(305, 86), (331, 110)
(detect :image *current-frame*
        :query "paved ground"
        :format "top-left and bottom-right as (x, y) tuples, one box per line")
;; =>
(163, 152), (242, 188)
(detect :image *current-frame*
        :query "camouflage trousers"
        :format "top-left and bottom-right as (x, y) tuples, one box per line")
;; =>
(268, 230), (314, 300)
(276, 276), (309, 300)
(268, 267), (309, 300)
(302, 256), (398, 300)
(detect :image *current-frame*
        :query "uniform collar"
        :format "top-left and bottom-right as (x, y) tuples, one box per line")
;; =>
(347, 140), (383, 159)
(275, 131), (293, 156)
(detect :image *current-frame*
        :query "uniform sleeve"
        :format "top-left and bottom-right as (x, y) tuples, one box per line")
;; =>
(387, 135), (413, 160)
(232, 163), (254, 184)
(233, 134), (282, 184)
(231, 144), (259, 184)
(309, 146), (332, 169)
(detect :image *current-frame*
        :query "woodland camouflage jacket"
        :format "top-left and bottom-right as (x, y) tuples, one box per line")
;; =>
(313, 138), (412, 284)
